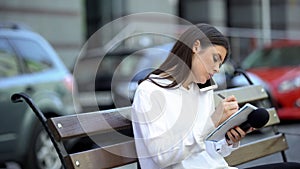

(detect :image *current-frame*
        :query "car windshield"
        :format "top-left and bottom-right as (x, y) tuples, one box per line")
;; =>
(242, 46), (300, 69)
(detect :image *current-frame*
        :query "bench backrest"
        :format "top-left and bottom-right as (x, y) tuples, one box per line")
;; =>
(47, 85), (287, 168)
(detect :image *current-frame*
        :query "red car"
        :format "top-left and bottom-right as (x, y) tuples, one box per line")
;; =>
(233, 40), (300, 120)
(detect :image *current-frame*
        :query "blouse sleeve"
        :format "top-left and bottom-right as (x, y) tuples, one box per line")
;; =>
(132, 87), (204, 168)
(205, 90), (240, 157)
(205, 139), (240, 157)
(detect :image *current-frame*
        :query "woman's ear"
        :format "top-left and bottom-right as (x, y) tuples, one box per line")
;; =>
(192, 40), (201, 54)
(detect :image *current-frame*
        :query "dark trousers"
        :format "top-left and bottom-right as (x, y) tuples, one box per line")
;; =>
(244, 162), (300, 169)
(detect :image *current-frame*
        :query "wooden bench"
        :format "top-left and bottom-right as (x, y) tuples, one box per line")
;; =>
(11, 84), (288, 169)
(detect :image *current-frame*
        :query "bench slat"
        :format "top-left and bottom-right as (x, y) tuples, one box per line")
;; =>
(225, 133), (288, 166)
(48, 85), (279, 141)
(265, 108), (280, 127)
(48, 107), (279, 141)
(214, 85), (268, 105)
(65, 134), (288, 168)
(65, 140), (138, 169)
(47, 107), (132, 141)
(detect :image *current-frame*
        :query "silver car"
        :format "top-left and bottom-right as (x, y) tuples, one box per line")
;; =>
(0, 23), (81, 169)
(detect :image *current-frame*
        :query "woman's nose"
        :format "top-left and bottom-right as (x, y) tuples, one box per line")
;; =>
(214, 65), (220, 73)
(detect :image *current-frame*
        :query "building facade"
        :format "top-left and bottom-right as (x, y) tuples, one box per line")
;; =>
(0, 0), (85, 69)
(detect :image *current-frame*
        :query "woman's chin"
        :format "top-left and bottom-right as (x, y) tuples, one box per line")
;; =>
(197, 78), (208, 84)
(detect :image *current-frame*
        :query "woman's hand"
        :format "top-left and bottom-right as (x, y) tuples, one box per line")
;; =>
(225, 126), (255, 145)
(225, 126), (246, 145)
(213, 95), (239, 126)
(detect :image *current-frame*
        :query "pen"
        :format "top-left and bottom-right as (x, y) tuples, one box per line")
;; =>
(217, 93), (226, 100)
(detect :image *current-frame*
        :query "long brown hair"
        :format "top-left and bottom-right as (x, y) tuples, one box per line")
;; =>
(140, 23), (231, 88)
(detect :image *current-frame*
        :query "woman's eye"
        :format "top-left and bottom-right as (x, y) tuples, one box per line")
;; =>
(213, 55), (219, 62)
(213, 55), (222, 68)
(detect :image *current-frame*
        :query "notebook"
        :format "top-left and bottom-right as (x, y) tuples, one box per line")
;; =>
(206, 103), (257, 141)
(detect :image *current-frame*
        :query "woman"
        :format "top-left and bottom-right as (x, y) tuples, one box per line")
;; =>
(131, 23), (299, 169)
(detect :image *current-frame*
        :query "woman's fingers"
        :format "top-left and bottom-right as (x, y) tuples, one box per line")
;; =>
(222, 101), (239, 119)
(225, 95), (237, 102)
(226, 131), (235, 144)
(226, 127), (246, 144)
(234, 127), (246, 138)
(224, 101), (239, 111)
(214, 95), (239, 126)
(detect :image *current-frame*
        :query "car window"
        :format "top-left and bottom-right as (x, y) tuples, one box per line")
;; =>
(274, 46), (300, 66)
(242, 46), (300, 69)
(0, 38), (20, 78)
(11, 39), (53, 73)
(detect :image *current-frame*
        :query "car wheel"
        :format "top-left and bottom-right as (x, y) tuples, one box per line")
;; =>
(23, 122), (62, 169)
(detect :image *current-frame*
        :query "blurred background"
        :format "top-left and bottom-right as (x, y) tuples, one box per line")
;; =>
(0, 0), (300, 169)
(2, 0), (299, 68)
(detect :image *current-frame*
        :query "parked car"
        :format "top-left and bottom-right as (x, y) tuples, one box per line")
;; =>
(0, 23), (81, 169)
(75, 43), (175, 110)
(232, 40), (300, 120)
(75, 50), (137, 111)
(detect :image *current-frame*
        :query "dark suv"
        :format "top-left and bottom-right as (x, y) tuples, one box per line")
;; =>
(0, 23), (81, 169)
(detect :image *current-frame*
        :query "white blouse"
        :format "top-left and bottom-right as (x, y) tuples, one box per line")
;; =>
(132, 78), (238, 169)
